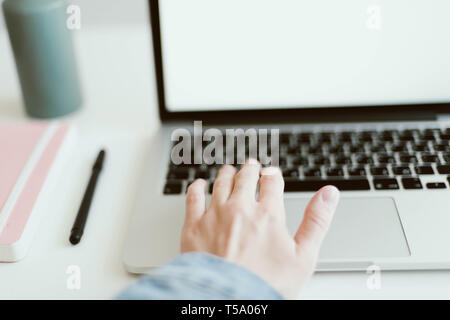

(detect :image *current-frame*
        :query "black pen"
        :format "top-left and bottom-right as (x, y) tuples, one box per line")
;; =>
(70, 150), (106, 245)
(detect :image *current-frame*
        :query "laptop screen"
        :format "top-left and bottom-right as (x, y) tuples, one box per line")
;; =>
(159, 0), (450, 112)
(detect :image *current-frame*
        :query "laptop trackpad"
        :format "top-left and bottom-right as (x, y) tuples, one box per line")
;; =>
(285, 197), (410, 260)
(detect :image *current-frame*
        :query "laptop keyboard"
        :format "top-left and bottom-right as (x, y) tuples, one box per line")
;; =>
(163, 127), (450, 194)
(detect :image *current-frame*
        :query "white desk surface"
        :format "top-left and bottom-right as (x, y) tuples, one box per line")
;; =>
(0, 24), (449, 300)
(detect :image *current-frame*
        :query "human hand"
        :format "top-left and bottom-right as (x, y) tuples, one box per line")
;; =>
(181, 160), (340, 299)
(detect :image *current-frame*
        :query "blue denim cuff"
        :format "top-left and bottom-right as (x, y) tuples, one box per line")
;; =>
(118, 252), (284, 300)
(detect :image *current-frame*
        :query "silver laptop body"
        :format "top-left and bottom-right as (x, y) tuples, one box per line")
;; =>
(124, 0), (450, 273)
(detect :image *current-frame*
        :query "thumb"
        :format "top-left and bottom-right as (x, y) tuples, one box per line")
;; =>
(294, 186), (340, 255)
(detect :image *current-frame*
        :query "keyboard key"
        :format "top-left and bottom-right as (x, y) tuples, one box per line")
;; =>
(170, 162), (198, 169)
(443, 154), (450, 163)
(391, 144), (408, 152)
(292, 156), (309, 166)
(437, 165), (450, 174)
(377, 154), (396, 164)
(304, 167), (322, 177)
(287, 145), (301, 155)
(370, 166), (389, 176)
(335, 154), (352, 165)
(434, 143), (450, 152)
(420, 129), (438, 141)
(195, 169), (210, 179)
(393, 166), (412, 175)
(313, 155), (330, 165)
(307, 145), (323, 154)
(403, 129), (419, 135)
(278, 157), (288, 167)
(328, 145), (345, 154)
(283, 168), (300, 178)
(326, 167), (344, 177)
(357, 131), (374, 142)
(284, 178), (370, 192)
(411, 143), (429, 152)
(399, 155), (418, 164)
(370, 144), (386, 153)
(349, 144), (365, 153)
(356, 155), (374, 164)
(280, 133), (291, 144)
(297, 133), (312, 143)
(402, 178), (422, 189)
(373, 178), (399, 190)
(424, 128), (441, 133)
(378, 131), (395, 142)
(398, 132), (415, 142)
(419, 135), (435, 141)
(163, 181), (183, 194)
(348, 167), (367, 176)
(415, 166), (434, 175)
(337, 132), (353, 142)
(440, 134), (450, 141)
(318, 132), (333, 143)
(426, 182), (446, 189)
(167, 168), (190, 180)
(421, 154), (439, 163)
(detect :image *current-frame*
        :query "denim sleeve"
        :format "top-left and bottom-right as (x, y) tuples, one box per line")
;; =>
(117, 252), (284, 300)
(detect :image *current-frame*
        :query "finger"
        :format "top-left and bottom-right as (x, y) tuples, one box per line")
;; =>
(294, 186), (340, 254)
(258, 166), (284, 205)
(211, 165), (237, 205)
(185, 179), (207, 225)
(230, 158), (261, 200)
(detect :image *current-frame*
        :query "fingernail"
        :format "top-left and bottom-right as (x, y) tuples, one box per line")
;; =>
(221, 164), (235, 172)
(261, 166), (279, 176)
(197, 179), (207, 189)
(321, 186), (340, 209)
(246, 158), (259, 166)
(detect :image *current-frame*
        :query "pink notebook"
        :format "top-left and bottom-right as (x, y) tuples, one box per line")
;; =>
(0, 121), (76, 262)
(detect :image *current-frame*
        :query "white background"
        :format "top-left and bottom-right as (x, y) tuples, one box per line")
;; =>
(161, 0), (450, 110)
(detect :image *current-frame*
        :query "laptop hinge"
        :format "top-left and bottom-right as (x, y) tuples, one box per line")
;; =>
(317, 110), (438, 123)
(162, 110), (438, 125)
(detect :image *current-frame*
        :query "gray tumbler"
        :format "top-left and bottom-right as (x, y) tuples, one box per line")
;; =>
(2, 0), (82, 118)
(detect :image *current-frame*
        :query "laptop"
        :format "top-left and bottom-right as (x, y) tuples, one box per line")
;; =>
(123, 0), (450, 273)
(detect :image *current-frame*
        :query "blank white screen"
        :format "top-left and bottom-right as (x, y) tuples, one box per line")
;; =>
(159, 0), (450, 111)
